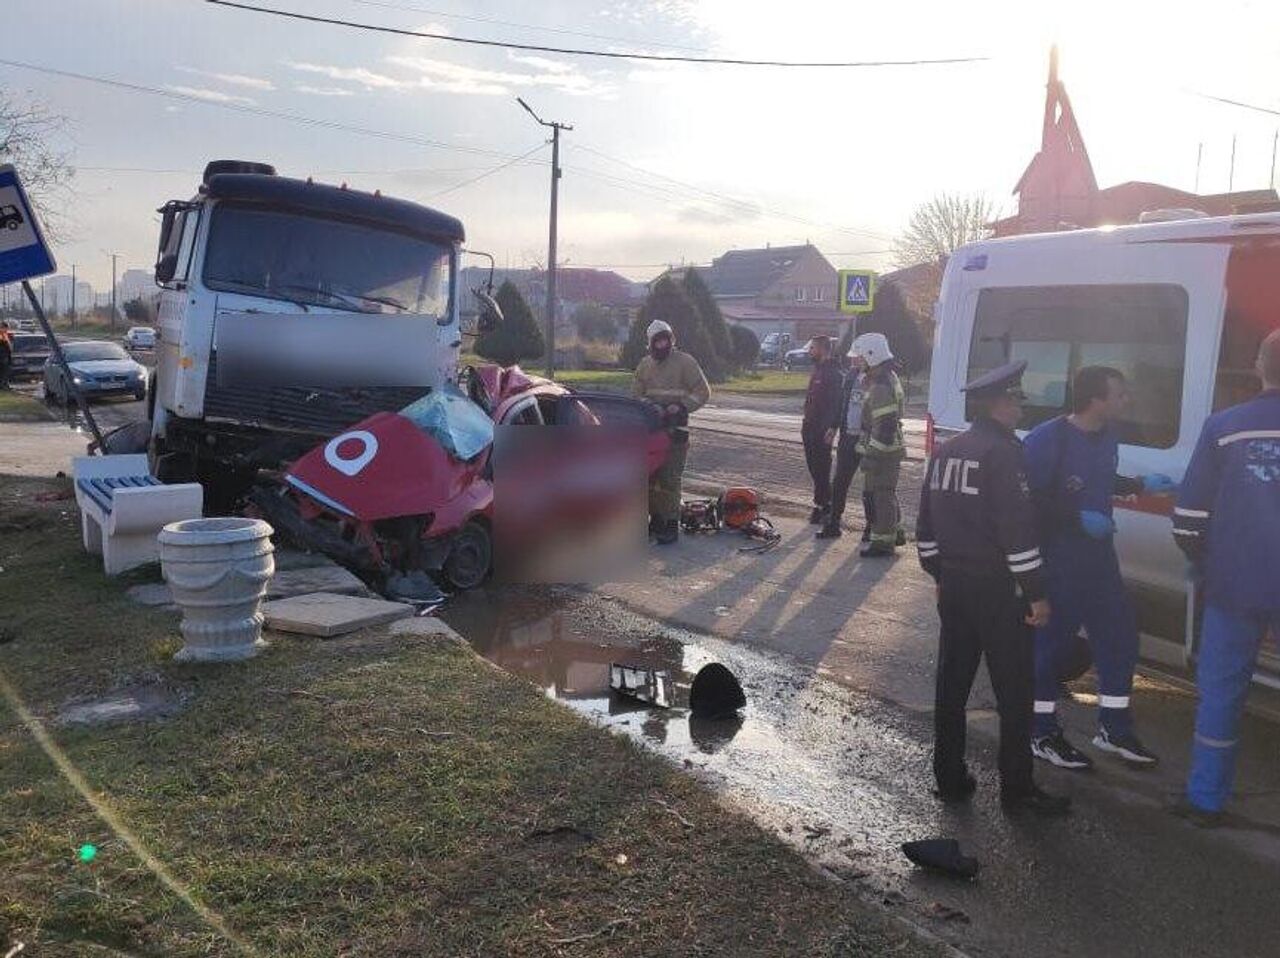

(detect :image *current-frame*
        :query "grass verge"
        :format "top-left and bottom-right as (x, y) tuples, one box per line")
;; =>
(0, 389), (53, 422)
(0, 473), (934, 957)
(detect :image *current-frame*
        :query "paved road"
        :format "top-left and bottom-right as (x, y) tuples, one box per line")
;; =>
(692, 404), (927, 459)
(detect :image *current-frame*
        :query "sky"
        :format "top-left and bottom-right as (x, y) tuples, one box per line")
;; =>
(6, 0), (1280, 292)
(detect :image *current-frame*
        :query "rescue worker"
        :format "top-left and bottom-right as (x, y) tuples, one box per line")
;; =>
(1024, 366), (1175, 770)
(1173, 329), (1280, 825)
(0, 325), (12, 390)
(916, 360), (1070, 816)
(633, 319), (711, 545)
(801, 335), (843, 524)
(852, 333), (904, 557)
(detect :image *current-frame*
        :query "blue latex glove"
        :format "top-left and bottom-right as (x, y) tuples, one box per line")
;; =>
(1079, 510), (1116, 539)
(1141, 473), (1178, 495)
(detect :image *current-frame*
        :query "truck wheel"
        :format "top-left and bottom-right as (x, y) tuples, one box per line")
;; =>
(442, 520), (491, 591)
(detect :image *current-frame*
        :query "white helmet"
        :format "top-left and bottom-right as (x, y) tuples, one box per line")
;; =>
(646, 319), (674, 343)
(850, 332), (893, 367)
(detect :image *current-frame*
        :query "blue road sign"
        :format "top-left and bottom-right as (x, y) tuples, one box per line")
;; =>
(0, 164), (57, 285)
(838, 269), (876, 314)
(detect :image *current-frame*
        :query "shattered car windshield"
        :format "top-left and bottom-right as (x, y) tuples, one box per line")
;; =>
(399, 384), (494, 461)
(203, 204), (452, 316)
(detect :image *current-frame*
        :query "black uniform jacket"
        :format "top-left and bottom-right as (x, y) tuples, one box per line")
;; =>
(915, 416), (1047, 603)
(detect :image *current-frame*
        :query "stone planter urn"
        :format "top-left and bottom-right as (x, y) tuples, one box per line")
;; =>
(158, 518), (275, 662)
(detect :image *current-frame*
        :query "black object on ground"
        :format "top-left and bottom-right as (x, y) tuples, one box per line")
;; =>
(901, 838), (980, 880)
(689, 662), (746, 719)
(609, 664), (673, 708)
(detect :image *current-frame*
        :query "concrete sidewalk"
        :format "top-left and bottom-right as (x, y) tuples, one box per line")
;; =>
(601, 514), (1280, 839)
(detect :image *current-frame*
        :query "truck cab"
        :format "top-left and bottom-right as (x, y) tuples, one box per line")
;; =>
(149, 160), (475, 508)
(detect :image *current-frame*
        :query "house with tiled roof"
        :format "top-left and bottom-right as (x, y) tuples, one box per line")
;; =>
(663, 243), (852, 345)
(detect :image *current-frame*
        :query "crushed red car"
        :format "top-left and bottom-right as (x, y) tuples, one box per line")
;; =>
(250, 364), (670, 600)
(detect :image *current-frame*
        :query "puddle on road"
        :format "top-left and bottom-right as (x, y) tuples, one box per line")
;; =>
(443, 587), (954, 898)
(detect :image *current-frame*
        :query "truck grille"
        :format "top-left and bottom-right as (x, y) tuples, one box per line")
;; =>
(203, 351), (429, 435)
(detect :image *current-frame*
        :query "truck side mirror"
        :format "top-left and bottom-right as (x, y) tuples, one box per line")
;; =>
(155, 251), (179, 284)
(474, 290), (504, 334)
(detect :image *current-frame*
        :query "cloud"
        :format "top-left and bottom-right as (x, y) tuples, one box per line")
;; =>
(506, 53), (575, 74)
(165, 85), (256, 105)
(178, 67), (275, 91)
(293, 84), (356, 97)
(677, 202), (763, 226)
(286, 61), (410, 90)
(387, 55), (614, 98)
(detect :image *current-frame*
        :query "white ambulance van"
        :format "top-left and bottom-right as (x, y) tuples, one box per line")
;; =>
(926, 210), (1280, 683)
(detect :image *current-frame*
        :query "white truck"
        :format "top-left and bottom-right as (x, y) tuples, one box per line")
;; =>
(926, 209), (1280, 683)
(148, 160), (499, 510)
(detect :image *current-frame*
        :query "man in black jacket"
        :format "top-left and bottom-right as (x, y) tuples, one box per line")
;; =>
(800, 336), (843, 524)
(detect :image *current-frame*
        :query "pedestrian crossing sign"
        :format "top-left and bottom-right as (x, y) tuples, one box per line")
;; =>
(838, 269), (875, 314)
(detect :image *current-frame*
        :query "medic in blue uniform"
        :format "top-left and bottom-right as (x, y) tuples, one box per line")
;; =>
(1023, 366), (1175, 770)
(1174, 330), (1280, 824)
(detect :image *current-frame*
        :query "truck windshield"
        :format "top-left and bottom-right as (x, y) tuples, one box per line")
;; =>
(203, 204), (453, 316)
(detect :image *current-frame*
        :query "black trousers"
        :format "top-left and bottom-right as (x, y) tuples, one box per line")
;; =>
(828, 431), (866, 525)
(934, 571), (1035, 796)
(802, 427), (833, 509)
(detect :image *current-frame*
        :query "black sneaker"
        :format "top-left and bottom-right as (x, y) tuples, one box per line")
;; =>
(1032, 732), (1094, 771)
(1001, 785), (1071, 817)
(1167, 798), (1223, 829)
(934, 772), (977, 804)
(1093, 727), (1159, 766)
(815, 523), (842, 539)
(895, 528), (907, 547)
(655, 520), (679, 545)
(809, 506), (827, 524)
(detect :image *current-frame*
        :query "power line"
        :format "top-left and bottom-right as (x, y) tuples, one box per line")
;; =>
(0, 58), (525, 160)
(1190, 90), (1280, 118)
(344, 0), (709, 53)
(430, 142), (546, 198)
(205, 1), (989, 69)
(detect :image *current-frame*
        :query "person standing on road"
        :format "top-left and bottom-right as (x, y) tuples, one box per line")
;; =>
(916, 360), (1070, 816)
(801, 335), (844, 525)
(1024, 366), (1176, 771)
(633, 319), (711, 546)
(0, 325), (12, 390)
(816, 344), (869, 539)
(852, 333), (905, 557)
(1172, 330), (1280, 825)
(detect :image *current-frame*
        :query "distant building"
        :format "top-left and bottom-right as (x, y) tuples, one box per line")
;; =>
(991, 47), (1280, 237)
(117, 268), (159, 308)
(459, 265), (644, 344)
(663, 243), (851, 346)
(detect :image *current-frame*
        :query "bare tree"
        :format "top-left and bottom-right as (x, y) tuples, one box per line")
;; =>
(0, 92), (75, 241)
(893, 193), (995, 268)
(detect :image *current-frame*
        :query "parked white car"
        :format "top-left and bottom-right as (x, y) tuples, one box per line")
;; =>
(123, 326), (157, 350)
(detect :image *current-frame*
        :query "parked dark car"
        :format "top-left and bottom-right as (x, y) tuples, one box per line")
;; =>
(758, 331), (792, 365)
(43, 341), (147, 404)
(783, 339), (817, 371)
(9, 332), (51, 380)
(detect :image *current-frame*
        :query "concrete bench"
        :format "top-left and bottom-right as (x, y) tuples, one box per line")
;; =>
(71, 454), (204, 575)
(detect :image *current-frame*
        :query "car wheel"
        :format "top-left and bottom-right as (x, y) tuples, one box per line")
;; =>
(442, 519), (492, 591)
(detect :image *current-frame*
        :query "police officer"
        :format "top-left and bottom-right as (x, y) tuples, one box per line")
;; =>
(916, 360), (1070, 815)
(1173, 329), (1280, 825)
(633, 319), (711, 545)
(852, 333), (905, 557)
(1024, 366), (1175, 770)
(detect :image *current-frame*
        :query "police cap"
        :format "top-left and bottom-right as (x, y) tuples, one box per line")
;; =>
(962, 360), (1028, 399)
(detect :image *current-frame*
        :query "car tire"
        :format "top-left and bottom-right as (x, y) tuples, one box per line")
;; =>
(442, 519), (492, 591)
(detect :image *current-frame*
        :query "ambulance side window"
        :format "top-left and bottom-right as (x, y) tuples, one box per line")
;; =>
(1214, 241), (1280, 412)
(967, 284), (1188, 448)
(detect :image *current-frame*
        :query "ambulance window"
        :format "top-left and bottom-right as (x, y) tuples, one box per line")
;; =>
(968, 284), (1188, 448)
(1214, 241), (1280, 411)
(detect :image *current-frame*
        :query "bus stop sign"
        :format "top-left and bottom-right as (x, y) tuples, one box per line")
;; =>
(0, 164), (57, 285)
(839, 269), (875, 314)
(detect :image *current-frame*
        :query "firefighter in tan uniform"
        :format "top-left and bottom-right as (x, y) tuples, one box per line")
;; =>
(633, 319), (711, 544)
(851, 333), (905, 557)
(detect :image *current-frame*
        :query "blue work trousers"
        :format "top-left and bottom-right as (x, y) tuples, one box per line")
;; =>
(1187, 605), (1280, 812)
(1033, 542), (1139, 738)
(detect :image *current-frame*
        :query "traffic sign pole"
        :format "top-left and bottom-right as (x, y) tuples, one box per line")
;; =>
(21, 279), (106, 452)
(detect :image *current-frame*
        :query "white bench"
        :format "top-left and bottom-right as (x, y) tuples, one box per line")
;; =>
(71, 454), (204, 575)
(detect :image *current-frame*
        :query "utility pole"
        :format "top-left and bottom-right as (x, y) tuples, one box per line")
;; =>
(70, 263), (77, 329)
(517, 96), (572, 378)
(1271, 129), (1277, 190)
(110, 253), (118, 330)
